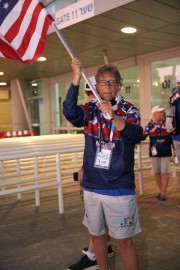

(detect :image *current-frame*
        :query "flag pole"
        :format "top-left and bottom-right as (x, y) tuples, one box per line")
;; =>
(52, 22), (112, 119)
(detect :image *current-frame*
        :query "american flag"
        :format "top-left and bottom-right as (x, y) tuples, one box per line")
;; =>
(0, 0), (54, 63)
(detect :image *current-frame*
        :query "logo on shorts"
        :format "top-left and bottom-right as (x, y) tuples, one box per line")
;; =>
(119, 216), (134, 228)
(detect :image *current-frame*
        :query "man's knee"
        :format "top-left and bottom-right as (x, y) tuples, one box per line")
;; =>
(116, 237), (133, 251)
(90, 233), (106, 241)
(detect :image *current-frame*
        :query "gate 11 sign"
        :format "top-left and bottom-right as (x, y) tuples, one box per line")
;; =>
(55, 0), (94, 30)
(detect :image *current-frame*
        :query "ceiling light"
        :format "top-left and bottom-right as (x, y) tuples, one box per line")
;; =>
(0, 72), (4, 75)
(0, 82), (7, 86)
(32, 83), (38, 87)
(38, 56), (46, 61)
(121, 27), (137, 34)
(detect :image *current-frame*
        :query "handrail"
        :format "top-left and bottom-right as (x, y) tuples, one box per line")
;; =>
(0, 134), (85, 161)
(0, 134), (151, 213)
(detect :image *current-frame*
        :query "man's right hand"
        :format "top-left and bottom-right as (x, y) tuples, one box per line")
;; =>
(72, 58), (82, 86)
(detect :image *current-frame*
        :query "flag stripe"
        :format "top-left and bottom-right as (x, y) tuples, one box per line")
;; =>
(15, 3), (45, 58)
(0, 0), (54, 63)
(6, 0), (46, 54)
(23, 15), (53, 63)
(21, 10), (51, 62)
(10, 4), (35, 50)
(0, 38), (22, 61)
(5, 0), (32, 43)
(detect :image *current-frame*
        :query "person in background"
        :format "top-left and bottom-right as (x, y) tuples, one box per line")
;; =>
(169, 75), (180, 208)
(70, 76), (113, 270)
(142, 105), (174, 201)
(63, 58), (143, 270)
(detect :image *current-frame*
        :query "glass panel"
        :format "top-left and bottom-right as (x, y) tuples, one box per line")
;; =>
(53, 80), (87, 130)
(53, 78), (92, 134)
(32, 126), (40, 136)
(28, 99), (43, 135)
(26, 80), (44, 135)
(53, 82), (67, 128)
(151, 57), (180, 109)
(26, 81), (42, 98)
(39, 99), (44, 134)
(120, 66), (140, 108)
(29, 99), (40, 123)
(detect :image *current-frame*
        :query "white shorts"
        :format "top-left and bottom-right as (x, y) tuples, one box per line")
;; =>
(82, 212), (89, 228)
(150, 157), (170, 174)
(83, 190), (142, 239)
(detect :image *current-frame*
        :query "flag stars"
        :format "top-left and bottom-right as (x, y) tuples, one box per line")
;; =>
(3, 2), (9, 9)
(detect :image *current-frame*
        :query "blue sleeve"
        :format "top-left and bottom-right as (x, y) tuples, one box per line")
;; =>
(63, 84), (85, 127)
(120, 122), (143, 144)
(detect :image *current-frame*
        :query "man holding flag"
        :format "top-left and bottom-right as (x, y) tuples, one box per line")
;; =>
(63, 58), (143, 270)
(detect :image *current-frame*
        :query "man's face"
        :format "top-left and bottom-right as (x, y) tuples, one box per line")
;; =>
(96, 71), (119, 101)
(177, 82), (180, 90)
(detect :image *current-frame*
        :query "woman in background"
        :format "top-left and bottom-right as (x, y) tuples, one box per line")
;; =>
(142, 105), (174, 201)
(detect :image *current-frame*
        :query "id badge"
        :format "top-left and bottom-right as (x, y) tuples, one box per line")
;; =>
(94, 145), (113, 170)
(151, 146), (157, 156)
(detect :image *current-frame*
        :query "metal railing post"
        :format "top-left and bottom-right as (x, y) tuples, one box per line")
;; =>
(34, 157), (40, 206)
(56, 153), (64, 214)
(137, 143), (144, 195)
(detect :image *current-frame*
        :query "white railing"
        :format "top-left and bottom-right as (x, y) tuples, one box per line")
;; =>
(0, 134), (85, 214)
(0, 134), (152, 214)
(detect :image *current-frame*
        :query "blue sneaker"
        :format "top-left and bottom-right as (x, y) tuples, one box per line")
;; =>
(67, 254), (98, 270)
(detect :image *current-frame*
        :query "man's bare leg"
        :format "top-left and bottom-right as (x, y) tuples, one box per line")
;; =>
(116, 237), (139, 270)
(91, 234), (109, 270)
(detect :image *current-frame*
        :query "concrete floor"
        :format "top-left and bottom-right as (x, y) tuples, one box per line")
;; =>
(0, 170), (180, 270)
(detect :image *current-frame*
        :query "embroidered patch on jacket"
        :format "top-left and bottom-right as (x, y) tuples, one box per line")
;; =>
(119, 216), (134, 228)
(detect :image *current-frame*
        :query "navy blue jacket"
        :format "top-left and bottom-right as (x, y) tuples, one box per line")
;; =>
(170, 89), (180, 141)
(63, 84), (143, 190)
(142, 120), (173, 157)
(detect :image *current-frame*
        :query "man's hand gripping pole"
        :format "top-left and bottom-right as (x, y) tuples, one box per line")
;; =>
(52, 22), (112, 120)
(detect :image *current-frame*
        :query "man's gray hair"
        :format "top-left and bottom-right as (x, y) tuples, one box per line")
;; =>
(95, 65), (123, 86)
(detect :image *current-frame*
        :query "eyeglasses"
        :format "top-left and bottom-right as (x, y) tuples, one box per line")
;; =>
(97, 80), (119, 86)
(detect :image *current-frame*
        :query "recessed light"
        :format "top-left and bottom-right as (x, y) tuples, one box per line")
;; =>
(0, 82), (7, 86)
(121, 27), (137, 34)
(0, 72), (4, 75)
(32, 83), (38, 87)
(38, 56), (46, 61)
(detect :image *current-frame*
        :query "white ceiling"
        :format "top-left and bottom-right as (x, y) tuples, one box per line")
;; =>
(0, 0), (180, 85)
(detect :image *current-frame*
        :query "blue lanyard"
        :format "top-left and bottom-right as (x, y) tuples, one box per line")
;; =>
(109, 122), (115, 142)
(97, 114), (115, 143)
